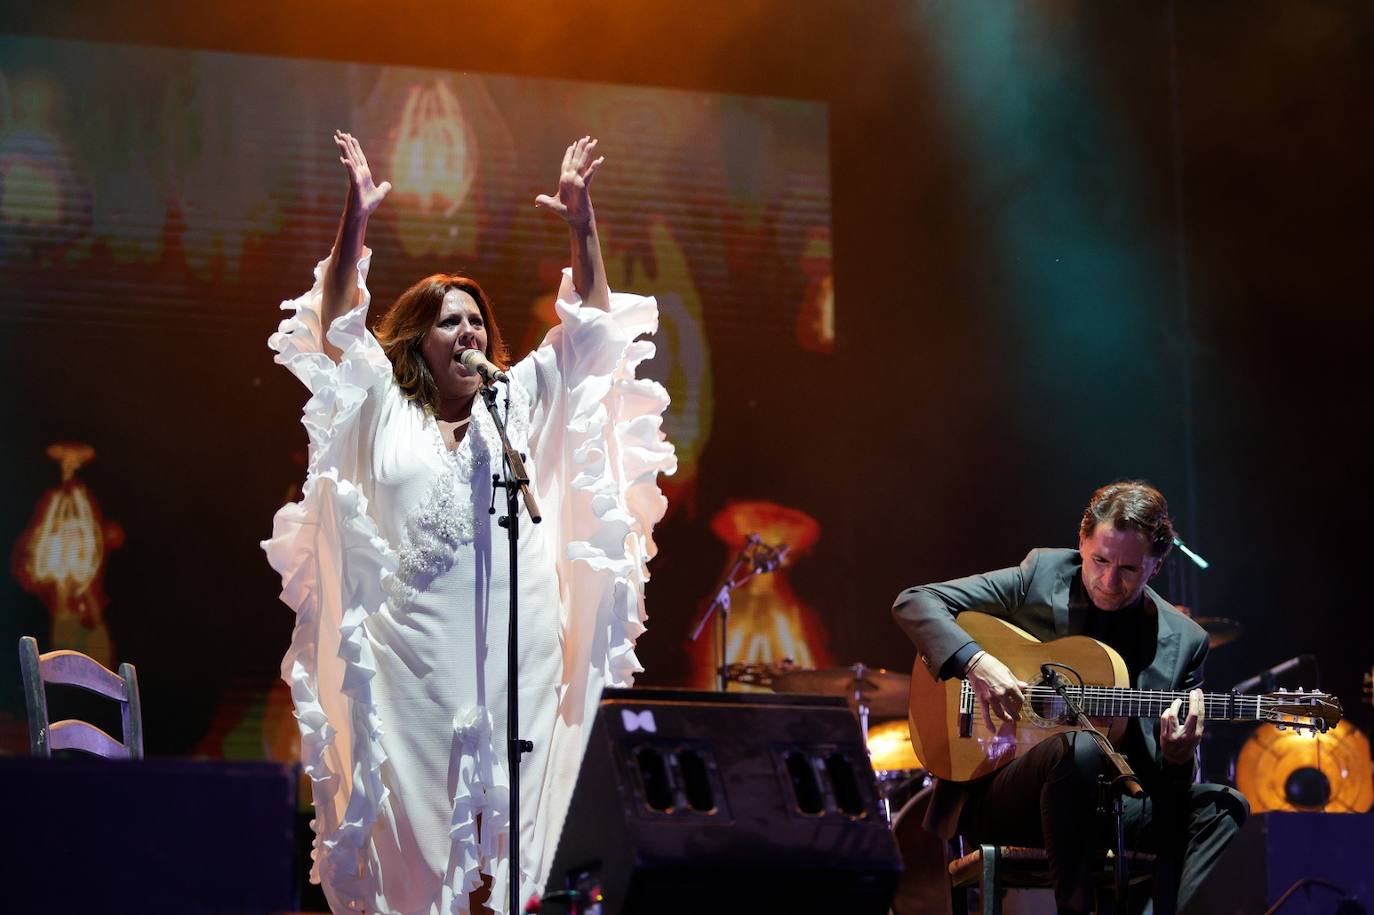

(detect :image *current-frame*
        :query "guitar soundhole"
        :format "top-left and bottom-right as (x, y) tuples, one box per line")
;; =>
(1025, 677), (1074, 725)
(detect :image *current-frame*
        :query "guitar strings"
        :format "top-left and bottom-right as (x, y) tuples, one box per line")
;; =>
(958, 681), (1321, 723)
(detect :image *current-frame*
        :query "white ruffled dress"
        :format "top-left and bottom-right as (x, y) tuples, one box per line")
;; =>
(262, 249), (675, 915)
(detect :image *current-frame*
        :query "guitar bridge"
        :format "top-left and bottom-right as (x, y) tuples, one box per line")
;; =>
(958, 679), (974, 738)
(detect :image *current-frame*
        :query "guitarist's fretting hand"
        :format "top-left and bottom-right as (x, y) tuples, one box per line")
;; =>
(966, 652), (1030, 730)
(1160, 688), (1205, 765)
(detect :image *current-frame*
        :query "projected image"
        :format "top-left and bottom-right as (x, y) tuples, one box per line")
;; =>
(12, 443), (122, 665)
(0, 34), (832, 755)
(689, 500), (834, 689)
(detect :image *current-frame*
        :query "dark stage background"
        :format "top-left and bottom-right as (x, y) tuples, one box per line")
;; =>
(2, 0), (1371, 778)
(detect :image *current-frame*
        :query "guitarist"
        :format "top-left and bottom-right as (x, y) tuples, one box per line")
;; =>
(892, 481), (1248, 915)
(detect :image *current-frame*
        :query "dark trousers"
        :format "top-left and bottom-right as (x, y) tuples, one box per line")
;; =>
(956, 732), (1249, 914)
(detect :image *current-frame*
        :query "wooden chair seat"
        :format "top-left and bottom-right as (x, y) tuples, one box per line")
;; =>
(950, 845), (1051, 888)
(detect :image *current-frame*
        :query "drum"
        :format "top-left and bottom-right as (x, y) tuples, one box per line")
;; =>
(867, 718), (927, 816)
(867, 717), (921, 771)
(1234, 719), (1373, 813)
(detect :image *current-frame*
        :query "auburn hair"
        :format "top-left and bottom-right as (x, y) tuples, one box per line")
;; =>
(1078, 480), (1175, 559)
(373, 274), (510, 411)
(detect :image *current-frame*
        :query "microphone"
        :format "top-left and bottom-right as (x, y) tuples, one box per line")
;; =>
(458, 348), (509, 384)
(1231, 654), (1317, 694)
(751, 541), (789, 573)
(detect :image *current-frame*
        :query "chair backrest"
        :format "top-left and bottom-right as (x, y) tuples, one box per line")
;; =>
(18, 636), (144, 759)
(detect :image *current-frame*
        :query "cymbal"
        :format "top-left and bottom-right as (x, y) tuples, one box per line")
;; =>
(720, 662), (780, 688)
(771, 663), (910, 719)
(1195, 616), (1244, 648)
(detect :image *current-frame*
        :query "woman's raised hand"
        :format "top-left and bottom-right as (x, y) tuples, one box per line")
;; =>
(335, 130), (391, 217)
(535, 136), (604, 226)
(320, 131), (389, 362)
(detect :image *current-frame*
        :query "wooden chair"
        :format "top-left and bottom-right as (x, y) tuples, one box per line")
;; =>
(18, 636), (144, 759)
(947, 842), (1155, 915)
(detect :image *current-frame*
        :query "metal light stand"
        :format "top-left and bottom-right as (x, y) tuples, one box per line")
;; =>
(480, 382), (541, 913)
(1041, 664), (1145, 915)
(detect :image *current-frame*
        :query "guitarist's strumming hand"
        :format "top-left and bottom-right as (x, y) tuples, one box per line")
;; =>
(1160, 688), (1205, 765)
(965, 651), (1029, 731)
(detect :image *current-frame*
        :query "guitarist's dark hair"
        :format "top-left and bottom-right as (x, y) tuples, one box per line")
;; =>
(1079, 481), (1175, 558)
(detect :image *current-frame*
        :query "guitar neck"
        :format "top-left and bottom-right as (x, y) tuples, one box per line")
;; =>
(963, 682), (1266, 722)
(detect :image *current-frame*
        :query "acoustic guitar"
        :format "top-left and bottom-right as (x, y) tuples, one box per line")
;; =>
(908, 612), (1343, 783)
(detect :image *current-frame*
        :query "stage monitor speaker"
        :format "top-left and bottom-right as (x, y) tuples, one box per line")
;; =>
(544, 688), (902, 914)
(0, 757), (298, 913)
(1182, 811), (1374, 915)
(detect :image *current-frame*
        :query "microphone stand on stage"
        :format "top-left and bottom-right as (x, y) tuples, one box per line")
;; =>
(687, 535), (788, 692)
(1231, 654), (1317, 694)
(479, 380), (541, 913)
(1041, 663), (1146, 915)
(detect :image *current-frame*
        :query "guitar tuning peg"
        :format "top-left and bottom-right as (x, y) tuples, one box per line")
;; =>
(1296, 687), (1305, 694)
(1275, 723), (1286, 731)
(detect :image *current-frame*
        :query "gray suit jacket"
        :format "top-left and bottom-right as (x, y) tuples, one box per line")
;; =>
(891, 547), (1210, 838)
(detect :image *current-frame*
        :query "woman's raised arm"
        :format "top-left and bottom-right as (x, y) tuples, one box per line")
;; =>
(320, 131), (391, 362)
(536, 136), (609, 312)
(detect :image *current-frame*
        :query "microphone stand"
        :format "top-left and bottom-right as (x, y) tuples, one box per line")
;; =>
(1041, 665), (1145, 915)
(687, 536), (788, 692)
(1231, 654), (1316, 694)
(480, 381), (540, 913)
(688, 535), (759, 692)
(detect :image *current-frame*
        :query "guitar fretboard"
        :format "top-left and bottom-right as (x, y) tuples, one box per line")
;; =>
(958, 681), (1265, 721)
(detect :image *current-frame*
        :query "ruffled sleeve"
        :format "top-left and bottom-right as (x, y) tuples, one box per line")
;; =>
(515, 269), (677, 894)
(267, 247), (393, 409)
(261, 249), (399, 910)
(518, 269), (676, 693)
